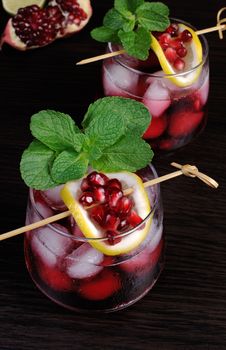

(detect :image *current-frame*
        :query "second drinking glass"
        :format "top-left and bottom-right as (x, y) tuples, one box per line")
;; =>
(102, 20), (209, 152)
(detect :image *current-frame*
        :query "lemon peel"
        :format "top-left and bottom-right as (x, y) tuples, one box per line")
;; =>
(150, 24), (203, 87)
(61, 172), (152, 256)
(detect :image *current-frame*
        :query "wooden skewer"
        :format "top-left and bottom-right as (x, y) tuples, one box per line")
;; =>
(0, 163), (218, 241)
(76, 23), (226, 66)
(196, 23), (226, 36)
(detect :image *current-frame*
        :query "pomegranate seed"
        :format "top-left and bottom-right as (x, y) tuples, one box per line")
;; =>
(104, 213), (120, 231)
(169, 39), (183, 50)
(159, 33), (171, 49)
(177, 47), (187, 58)
(79, 191), (95, 207)
(106, 231), (121, 245)
(194, 98), (201, 111)
(173, 57), (185, 71)
(166, 23), (179, 37)
(93, 186), (108, 204)
(181, 29), (193, 42)
(107, 178), (122, 191)
(90, 205), (106, 226)
(81, 178), (90, 191)
(108, 188), (123, 209)
(115, 196), (133, 217)
(87, 171), (109, 187)
(117, 218), (130, 232)
(164, 47), (177, 63)
(127, 210), (143, 227)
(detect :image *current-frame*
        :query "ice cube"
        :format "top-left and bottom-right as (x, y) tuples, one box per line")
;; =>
(31, 224), (73, 267)
(29, 191), (54, 223)
(35, 197), (54, 219)
(120, 222), (163, 273)
(103, 63), (138, 97)
(199, 73), (209, 105)
(69, 216), (85, 239)
(41, 185), (67, 210)
(143, 79), (171, 117)
(65, 243), (103, 279)
(146, 222), (163, 254)
(151, 71), (187, 99)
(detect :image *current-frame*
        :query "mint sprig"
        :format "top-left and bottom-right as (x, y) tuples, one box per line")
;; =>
(91, 1), (170, 60)
(20, 97), (154, 190)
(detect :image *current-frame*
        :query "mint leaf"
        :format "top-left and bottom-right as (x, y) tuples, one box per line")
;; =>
(81, 134), (103, 162)
(118, 26), (151, 60)
(114, 0), (132, 18)
(128, 0), (145, 13)
(115, 0), (144, 15)
(137, 2), (169, 17)
(85, 110), (124, 150)
(123, 18), (135, 32)
(51, 150), (89, 184)
(136, 2), (170, 31)
(103, 8), (126, 30)
(91, 26), (119, 43)
(30, 110), (83, 153)
(91, 133), (154, 172)
(83, 97), (151, 137)
(20, 140), (57, 190)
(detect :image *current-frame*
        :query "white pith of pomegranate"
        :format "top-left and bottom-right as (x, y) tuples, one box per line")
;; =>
(156, 23), (193, 71)
(0, 0), (92, 50)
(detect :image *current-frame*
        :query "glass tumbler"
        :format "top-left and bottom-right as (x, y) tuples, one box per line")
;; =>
(102, 19), (209, 152)
(24, 165), (164, 312)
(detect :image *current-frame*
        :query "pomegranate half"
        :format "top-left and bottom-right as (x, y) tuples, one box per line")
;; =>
(0, 0), (92, 50)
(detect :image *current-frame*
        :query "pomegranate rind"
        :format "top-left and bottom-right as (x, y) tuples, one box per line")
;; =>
(0, 19), (27, 50)
(150, 24), (203, 87)
(61, 172), (152, 256)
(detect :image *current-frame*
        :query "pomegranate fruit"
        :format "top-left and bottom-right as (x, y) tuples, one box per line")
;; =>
(0, 0), (92, 50)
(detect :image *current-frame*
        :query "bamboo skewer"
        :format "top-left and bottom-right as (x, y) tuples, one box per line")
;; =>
(0, 211), (71, 241)
(0, 163), (218, 241)
(76, 8), (226, 66)
(196, 23), (226, 36)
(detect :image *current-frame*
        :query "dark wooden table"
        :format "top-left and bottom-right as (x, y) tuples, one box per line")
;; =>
(0, 1), (226, 349)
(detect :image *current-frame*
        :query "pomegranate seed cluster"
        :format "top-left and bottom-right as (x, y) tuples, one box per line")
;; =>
(157, 23), (193, 71)
(12, 5), (64, 47)
(11, 0), (88, 47)
(56, 0), (88, 24)
(78, 172), (143, 245)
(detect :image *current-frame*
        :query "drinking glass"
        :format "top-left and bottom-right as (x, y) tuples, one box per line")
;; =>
(24, 165), (164, 312)
(102, 19), (209, 152)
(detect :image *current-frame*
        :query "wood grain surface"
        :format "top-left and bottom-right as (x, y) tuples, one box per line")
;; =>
(0, 1), (226, 349)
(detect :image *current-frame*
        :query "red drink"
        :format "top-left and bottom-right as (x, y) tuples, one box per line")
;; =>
(102, 20), (209, 152)
(24, 165), (164, 312)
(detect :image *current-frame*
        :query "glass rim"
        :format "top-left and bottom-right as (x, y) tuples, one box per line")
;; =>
(108, 17), (209, 79)
(29, 164), (160, 242)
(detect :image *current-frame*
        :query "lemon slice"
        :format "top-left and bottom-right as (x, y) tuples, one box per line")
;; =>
(61, 172), (152, 256)
(150, 24), (203, 87)
(2, 0), (46, 15)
